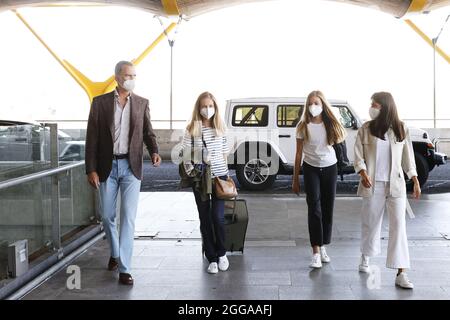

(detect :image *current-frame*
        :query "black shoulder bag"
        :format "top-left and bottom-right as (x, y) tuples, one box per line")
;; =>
(333, 140), (350, 181)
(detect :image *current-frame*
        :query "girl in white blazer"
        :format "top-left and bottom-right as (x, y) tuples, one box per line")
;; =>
(354, 92), (421, 289)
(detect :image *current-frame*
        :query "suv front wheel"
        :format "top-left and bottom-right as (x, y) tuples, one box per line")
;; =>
(236, 158), (277, 190)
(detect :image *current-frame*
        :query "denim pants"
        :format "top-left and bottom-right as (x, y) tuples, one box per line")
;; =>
(193, 176), (227, 263)
(98, 159), (141, 273)
(302, 162), (337, 247)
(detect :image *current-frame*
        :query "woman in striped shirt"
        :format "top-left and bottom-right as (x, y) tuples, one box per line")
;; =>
(183, 91), (230, 274)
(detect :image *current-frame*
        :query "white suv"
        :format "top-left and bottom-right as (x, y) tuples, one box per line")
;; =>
(224, 97), (447, 190)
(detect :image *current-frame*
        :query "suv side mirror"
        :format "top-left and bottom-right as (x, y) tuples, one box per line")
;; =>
(352, 119), (359, 130)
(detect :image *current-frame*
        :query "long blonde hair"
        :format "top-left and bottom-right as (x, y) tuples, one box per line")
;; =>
(296, 90), (346, 145)
(186, 91), (226, 137)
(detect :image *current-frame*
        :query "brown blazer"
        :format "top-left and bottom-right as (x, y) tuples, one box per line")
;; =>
(85, 91), (159, 182)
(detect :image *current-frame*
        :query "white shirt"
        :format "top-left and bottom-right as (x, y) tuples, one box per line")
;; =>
(296, 122), (337, 168)
(182, 126), (230, 178)
(113, 90), (131, 155)
(375, 135), (391, 182)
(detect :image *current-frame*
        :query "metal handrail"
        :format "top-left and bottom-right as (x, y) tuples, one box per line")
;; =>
(0, 161), (85, 191)
(0, 123), (98, 298)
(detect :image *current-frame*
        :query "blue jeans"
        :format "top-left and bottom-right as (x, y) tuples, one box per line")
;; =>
(98, 159), (141, 273)
(193, 176), (227, 263)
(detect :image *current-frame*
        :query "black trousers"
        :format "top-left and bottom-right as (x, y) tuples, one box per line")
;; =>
(193, 176), (227, 263)
(302, 162), (337, 247)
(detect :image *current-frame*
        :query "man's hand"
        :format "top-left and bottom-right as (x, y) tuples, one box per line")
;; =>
(359, 170), (372, 189)
(87, 172), (100, 189)
(152, 153), (162, 167)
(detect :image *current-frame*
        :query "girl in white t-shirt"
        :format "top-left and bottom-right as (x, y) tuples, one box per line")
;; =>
(292, 90), (346, 269)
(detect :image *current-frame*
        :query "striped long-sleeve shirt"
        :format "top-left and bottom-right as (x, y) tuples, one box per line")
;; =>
(182, 126), (230, 178)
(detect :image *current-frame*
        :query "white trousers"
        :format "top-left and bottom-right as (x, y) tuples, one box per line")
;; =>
(361, 181), (410, 269)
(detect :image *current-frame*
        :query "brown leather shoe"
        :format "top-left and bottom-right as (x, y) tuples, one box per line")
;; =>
(108, 257), (119, 271)
(119, 273), (134, 285)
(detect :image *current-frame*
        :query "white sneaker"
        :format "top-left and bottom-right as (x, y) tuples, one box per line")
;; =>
(218, 255), (229, 271)
(207, 262), (218, 274)
(320, 247), (331, 263)
(359, 254), (370, 273)
(396, 272), (414, 289)
(309, 253), (322, 269)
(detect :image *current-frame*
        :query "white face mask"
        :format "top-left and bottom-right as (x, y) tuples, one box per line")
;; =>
(309, 104), (323, 118)
(200, 107), (215, 120)
(369, 107), (381, 120)
(122, 79), (136, 92)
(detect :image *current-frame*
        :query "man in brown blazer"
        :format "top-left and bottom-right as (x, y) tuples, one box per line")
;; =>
(85, 61), (161, 285)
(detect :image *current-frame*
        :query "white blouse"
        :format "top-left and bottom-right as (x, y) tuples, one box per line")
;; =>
(296, 122), (337, 168)
(375, 135), (391, 182)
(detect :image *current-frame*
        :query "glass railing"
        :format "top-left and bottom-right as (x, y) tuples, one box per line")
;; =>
(59, 163), (97, 240)
(0, 162), (98, 265)
(0, 123), (98, 286)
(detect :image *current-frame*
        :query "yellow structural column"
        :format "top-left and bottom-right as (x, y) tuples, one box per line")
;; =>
(405, 19), (450, 64)
(14, 9), (176, 102)
(406, 0), (429, 14)
(103, 22), (177, 93)
(161, 0), (180, 15)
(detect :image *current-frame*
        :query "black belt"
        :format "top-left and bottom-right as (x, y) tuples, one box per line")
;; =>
(113, 154), (129, 160)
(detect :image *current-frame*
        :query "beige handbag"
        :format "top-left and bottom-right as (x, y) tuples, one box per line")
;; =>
(214, 176), (238, 200)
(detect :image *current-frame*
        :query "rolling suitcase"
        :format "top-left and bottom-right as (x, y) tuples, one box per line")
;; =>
(201, 198), (249, 256)
(223, 198), (249, 253)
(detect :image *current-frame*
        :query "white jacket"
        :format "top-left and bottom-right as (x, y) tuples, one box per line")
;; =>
(354, 122), (417, 198)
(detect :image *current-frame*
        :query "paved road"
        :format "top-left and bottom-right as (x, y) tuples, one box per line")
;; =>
(141, 161), (450, 194)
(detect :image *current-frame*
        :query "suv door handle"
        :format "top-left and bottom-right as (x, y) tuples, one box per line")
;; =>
(279, 135), (291, 138)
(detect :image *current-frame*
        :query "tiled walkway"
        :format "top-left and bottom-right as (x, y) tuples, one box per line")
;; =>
(24, 193), (450, 300)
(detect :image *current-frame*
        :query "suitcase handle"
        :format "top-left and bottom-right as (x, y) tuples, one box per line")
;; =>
(225, 198), (238, 223)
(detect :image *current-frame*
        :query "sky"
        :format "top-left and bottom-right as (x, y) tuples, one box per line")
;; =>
(0, 0), (449, 129)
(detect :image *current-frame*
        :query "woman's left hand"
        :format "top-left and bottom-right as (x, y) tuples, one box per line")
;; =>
(413, 180), (421, 199)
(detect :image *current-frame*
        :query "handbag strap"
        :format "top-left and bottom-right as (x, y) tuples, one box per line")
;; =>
(201, 134), (208, 150)
(201, 133), (210, 165)
(190, 133), (207, 164)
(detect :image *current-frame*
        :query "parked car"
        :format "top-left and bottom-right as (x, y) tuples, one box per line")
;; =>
(59, 141), (85, 162)
(224, 98), (447, 190)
